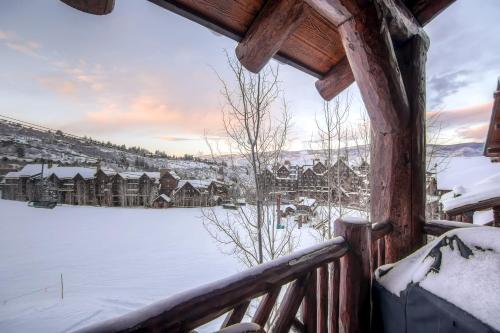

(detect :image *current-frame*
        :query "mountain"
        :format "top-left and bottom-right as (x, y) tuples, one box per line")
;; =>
(0, 116), (225, 180)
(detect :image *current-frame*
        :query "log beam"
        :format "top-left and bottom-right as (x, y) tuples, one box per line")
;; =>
(334, 218), (371, 333)
(405, 0), (456, 25)
(59, 0), (114, 15)
(371, 34), (428, 262)
(235, 0), (305, 73)
(313, 0), (424, 102)
(338, 3), (410, 133)
(315, 57), (354, 101)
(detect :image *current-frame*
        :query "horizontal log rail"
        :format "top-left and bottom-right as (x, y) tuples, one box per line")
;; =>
(423, 219), (479, 237)
(75, 236), (349, 333)
(372, 220), (393, 241)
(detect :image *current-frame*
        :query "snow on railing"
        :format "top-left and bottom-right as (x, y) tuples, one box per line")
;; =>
(73, 218), (393, 333)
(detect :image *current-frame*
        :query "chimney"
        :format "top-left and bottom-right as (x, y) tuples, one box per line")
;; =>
(160, 168), (171, 178)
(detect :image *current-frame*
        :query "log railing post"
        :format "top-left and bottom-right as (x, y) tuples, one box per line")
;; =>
(334, 218), (371, 333)
(494, 206), (500, 227)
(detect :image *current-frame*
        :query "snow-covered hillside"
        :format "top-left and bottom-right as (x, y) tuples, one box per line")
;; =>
(0, 118), (237, 181)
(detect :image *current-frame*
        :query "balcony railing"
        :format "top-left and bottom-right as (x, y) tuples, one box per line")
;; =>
(74, 218), (473, 333)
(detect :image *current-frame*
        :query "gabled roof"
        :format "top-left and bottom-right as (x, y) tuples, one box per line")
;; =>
(49, 167), (96, 180)
(154, 194), (172, 203)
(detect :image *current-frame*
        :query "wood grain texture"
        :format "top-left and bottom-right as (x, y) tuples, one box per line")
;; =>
(236, 0), (305, 73)
(253, 287), (281, 327)
(315, 57), (354, 100)
(334, 218), (371, 333)
(221, 301), (250, 328)
(59, 0), (114, 15)
(370, 34), (428, 263)
(301, 269), (317, 333)
(328, 260), (340, 333)
(317, 265), (328, 333)
(272, 274), (311, 333)
(338, 4), (409, 133)
(404, 0), (456, 25)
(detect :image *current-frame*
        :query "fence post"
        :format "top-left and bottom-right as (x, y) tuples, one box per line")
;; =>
(334, 217), (371, 333)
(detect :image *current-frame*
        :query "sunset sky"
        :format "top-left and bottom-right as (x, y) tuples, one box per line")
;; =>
(0, 0), (499, 155)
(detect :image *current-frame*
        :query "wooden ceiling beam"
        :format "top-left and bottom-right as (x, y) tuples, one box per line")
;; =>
(315, 57), (354, 100)
(338, 2), (410, 133)
(314, 0), (425, 102)
(405, 0), (456, 25)
(59, 0), (115, 15)
(235, 0), (305, 73)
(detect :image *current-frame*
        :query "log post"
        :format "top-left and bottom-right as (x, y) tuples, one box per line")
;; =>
(317, 265), (328, 333)
(370, 33), (429, 263)
(493, 206), (500, 227)
(334, 218), (371, 333)
(329, 259), (340, 333)
(302, 269), (317, 333)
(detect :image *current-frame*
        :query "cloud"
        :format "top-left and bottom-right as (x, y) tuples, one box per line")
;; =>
(87, 95), (183, 128)
(427, 70), (472, 109)
(427, 102), (493, 128)
(0, 29), (43, 58)
(37, 76), (77, 95)
(456, 123), (489, 141)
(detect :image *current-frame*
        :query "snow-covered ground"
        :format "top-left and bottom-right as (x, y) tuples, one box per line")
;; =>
(0, 200), (333, 332)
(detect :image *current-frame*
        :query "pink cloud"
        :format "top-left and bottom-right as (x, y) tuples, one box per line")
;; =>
(456, 123), (489, 141)
(427, 102), (493, 128)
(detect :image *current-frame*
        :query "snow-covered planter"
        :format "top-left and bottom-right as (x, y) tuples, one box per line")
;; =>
(373, 227), (500, 333)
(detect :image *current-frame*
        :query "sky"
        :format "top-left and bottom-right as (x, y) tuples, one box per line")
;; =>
(0, 0), (499, 155)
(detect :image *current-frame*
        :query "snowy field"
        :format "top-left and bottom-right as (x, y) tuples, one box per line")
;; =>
(0, 200), (325, 332)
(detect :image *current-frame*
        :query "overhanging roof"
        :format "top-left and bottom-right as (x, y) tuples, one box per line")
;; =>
(484, 78), (500, 158)
(147, 0), (452, 79)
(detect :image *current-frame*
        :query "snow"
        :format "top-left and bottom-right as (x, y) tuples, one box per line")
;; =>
(155, 194), (171, 203)
(441, 181), (500, 211)
(436, 156), (500, 191)
(298, 197), (316, 207)
(0, 200), (240, 332)
(473, 209), (494, 226)
(49, 167), (96, 180)
(177, 179), (212, 190)
(0, 199), (322, 332)
(376, 227), (500, 329)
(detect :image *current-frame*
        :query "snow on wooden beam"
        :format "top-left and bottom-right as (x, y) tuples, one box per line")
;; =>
(338, 3), (409, 133)
(315, 57), (354, 101)
(59, 0), (115, 15)
(235, 0), (305, 73)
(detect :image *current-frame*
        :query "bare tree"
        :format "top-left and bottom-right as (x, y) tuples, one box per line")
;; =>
(203, 54), (295, 267)
(313, 94), (351, 240)
(350, 108), (371, 218)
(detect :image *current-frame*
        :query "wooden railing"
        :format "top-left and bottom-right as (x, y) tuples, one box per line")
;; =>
(423, 219), (479, 236)
(73, 218), (477, 333)
(73, 218), (386, 333)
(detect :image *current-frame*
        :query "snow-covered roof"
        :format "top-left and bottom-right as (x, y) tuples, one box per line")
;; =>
(375, 227), (500, 330)
(144, 172), (160, 179)
(118, 172), (144, 180)
(297, 197), (316, 207)
(436, 156), (500, 191)
(49, 166), (96, 180)
(177, 179), (212, 190)
(100, 168), (117, 177)
(473, 209), (493, 226)
(16, 164), (55, 178)
(154, 194), (171, 202)
(441, 180), (500, 212)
